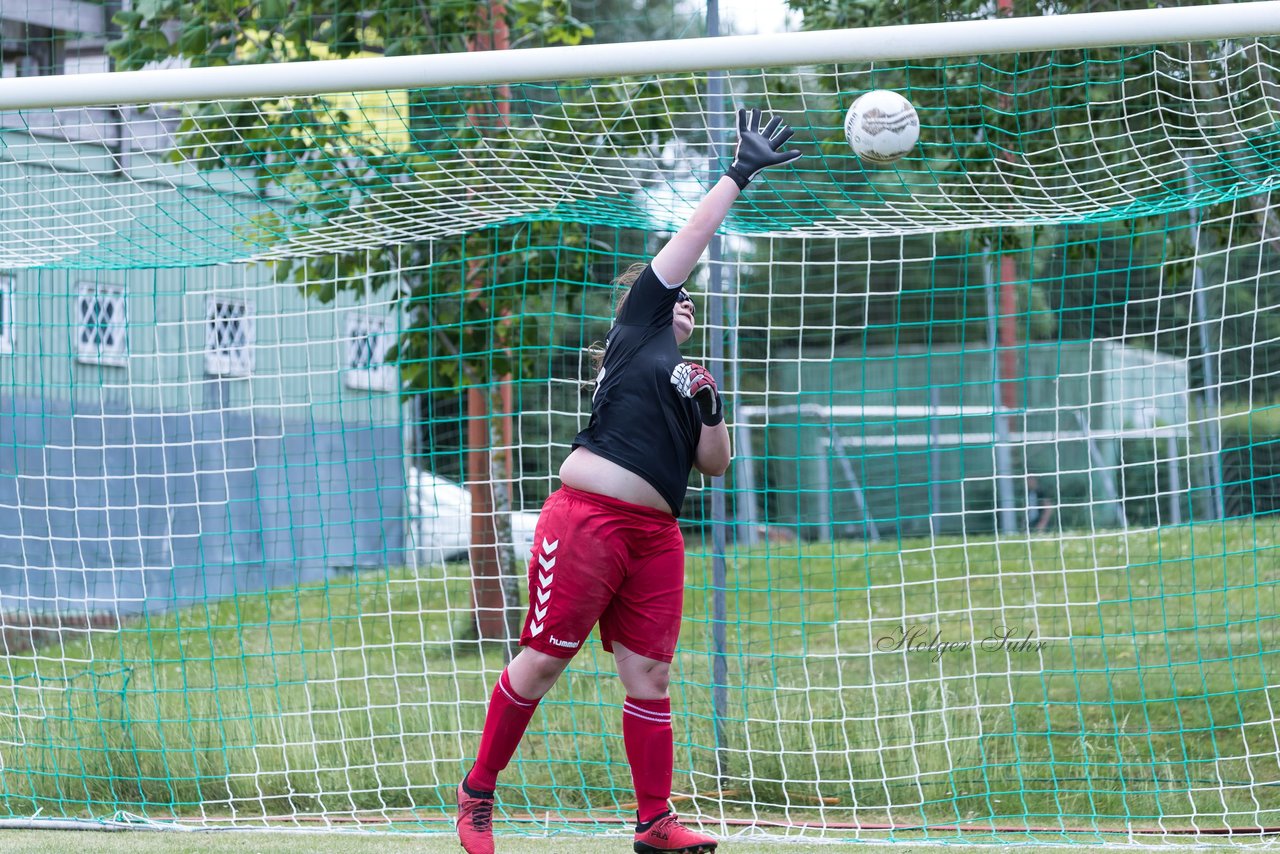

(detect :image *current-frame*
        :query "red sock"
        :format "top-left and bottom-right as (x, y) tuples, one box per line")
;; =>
(623, 696), (673, 823)
(468, 668), (540, 792)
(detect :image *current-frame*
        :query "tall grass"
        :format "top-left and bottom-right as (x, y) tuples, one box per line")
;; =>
(1, 520), (1277, 842)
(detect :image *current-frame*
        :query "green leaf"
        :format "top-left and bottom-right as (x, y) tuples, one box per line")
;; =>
(110, 10), (144, 28)
(177, 21), (210, 56)
(141, 28), (175, 56)
(257, 0), (288, 23)
(134, 0), (173, 17)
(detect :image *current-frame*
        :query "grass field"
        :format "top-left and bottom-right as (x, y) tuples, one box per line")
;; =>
(0, 829), (1101, 854)
(0, 520), (1277, 845)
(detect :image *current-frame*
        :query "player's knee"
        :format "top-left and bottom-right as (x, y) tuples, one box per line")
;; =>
(509, 648), (572, 699)
(623, 660), (670, 699)
(646, 667), (671, 698)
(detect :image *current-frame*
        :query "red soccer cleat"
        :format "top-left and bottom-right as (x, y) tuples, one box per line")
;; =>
(456, 778), (496, 854)
(633, 811), (718, 853)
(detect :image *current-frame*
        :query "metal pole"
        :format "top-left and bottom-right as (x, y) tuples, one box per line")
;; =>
(1075, 412), (1128, 529)
(732, 415), (760, 542)
(829, 428), (881, 542)
(929, 385), (942, 537)
(705, 0), (731, 794)
(1166, 434), (1182, 526)
(1186, 164), (1226, 520)
(985, 259), (1018, 535)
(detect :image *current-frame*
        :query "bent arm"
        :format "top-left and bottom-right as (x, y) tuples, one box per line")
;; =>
(693, 420), (731, 478)
(650, 176), (740, 287)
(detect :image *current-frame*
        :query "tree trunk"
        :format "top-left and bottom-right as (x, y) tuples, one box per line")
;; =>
(467, 387), (506, 642)
(464, 0), (516, 647)
(490, 379), (522, 649)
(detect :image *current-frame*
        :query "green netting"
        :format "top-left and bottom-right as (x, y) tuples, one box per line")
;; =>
(0, 0), (1279, 846)
(4, 45), (1280, 268)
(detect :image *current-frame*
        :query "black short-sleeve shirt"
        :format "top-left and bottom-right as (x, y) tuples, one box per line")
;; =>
(573, 265), (702, 514)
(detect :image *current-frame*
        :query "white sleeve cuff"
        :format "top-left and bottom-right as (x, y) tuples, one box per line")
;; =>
(650, 264), (685, 289)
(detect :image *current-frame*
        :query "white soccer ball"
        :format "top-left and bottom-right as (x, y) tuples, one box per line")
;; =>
(844, 90), (920, 165)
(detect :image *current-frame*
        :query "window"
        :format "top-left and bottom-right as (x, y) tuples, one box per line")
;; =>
(1, 22), (54, 78)
(0, 277), (12, 355)
(1, 55), (38, 78)
(205, 298), (253, 377)
(75, 284), (126, 366)
(344, 314), (397, 392)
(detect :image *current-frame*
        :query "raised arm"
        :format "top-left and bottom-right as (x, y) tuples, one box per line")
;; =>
(650, 108), (801, 286)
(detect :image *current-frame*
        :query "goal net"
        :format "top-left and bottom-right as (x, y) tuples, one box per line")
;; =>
(0, 2), (1279, 843)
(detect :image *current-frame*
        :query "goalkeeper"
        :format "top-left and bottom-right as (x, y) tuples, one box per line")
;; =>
(456, 108), (801, 854)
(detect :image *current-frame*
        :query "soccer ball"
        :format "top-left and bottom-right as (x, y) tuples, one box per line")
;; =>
(844, 90), (919, 165)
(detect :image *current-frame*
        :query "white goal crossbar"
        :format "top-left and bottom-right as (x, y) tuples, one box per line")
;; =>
(1, 2), (1279, 109)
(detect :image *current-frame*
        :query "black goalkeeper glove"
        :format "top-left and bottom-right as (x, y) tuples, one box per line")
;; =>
(724, 107), (803, 190)
(670, 361), (724, 426)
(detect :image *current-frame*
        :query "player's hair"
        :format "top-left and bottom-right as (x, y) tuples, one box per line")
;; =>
(585, 262), (649, 383)
(610, 262), (647, 319)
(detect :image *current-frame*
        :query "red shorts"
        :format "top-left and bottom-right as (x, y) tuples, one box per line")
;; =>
(518, 485), (686, 663)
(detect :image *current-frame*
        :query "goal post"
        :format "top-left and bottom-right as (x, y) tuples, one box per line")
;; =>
(0, 4), (1278, 844)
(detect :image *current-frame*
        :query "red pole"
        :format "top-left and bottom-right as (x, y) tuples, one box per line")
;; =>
(999, 254), (1019, 410)
(996, 0), (1020, 413)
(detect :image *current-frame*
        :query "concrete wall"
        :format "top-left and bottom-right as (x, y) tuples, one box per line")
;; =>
(0, 392), (405, 615)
